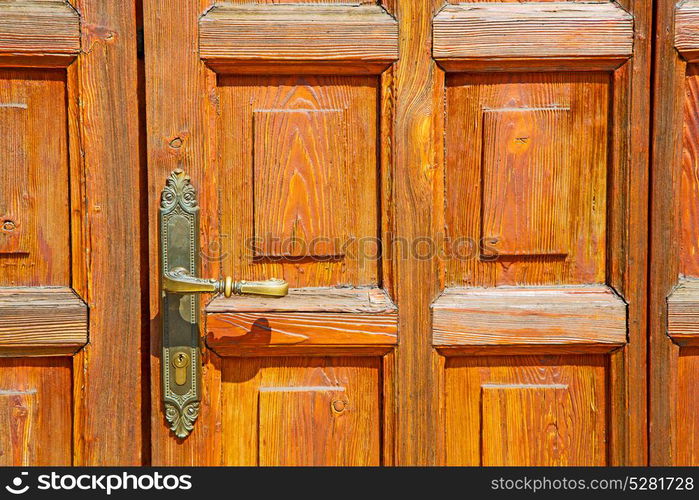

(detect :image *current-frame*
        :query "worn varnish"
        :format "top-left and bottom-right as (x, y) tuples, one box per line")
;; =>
(445, 355), (607, 466)
(432, 286), (627, 347)
(0, 287), (87, 355)
(651, 0), (699, 464)
(207, 287), (397, 352)
(0, 0), (80, 59)
(218, 75), (379, 289)
(681, 66), (699, 276)
(200, 5), (398, 65)
(438, 0), (650, 467)
(0, 358), (72, 465)
(433, 2), (633, 66)
(445, 72), (608, 287)
(0, 69), (70, 286)
(222, 356), (380, 466)
(253, 109), (348, 258)
(144, 0), (651, 466)
(0, 0), (142, 467)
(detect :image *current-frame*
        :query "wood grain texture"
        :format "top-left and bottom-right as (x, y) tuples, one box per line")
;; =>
(433, 2), (633, 65)
(200, 4), (398, 66)
(480, 108), (570, 257)
(676, 347), (699, 464)
(0, 358), (72, 465)
(675, 1), (699, 62)
(609, 0), (650, 467)
(445, 355), (607, 465)
(0, 69), (70, 286)
(145, 0), (221, 466)
(445, 72), (608, 287)
(207, 288), (397, 352)
(0, 287), (87, 353)
(681, 65), (699, 276)
(651, 0), (691, 465)
(433, 286), (627, 347)
(218, 75), (378, 289)
(668, 280), (699, 343)
(71, 0), (142, 465)
(253, 109), (348, 258)
(222, 356), (381, 466)
(389, 0), (444, 465)
(0, 0), (79, 59)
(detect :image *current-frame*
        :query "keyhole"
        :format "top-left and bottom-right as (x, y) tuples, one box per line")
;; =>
(172, 351), (190, 386)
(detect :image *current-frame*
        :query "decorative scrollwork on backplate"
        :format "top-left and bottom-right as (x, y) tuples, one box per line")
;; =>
(160, 168), (199, 212)
(165, 401), (201, 439)
(161, 168), (201, 440)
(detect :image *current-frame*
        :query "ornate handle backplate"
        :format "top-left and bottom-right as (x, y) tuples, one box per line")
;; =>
(159, 169), (288, 439)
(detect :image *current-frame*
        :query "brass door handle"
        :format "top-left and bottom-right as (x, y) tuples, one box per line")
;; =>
(163, 267), (288, 298)
(159, 169), (288, 439)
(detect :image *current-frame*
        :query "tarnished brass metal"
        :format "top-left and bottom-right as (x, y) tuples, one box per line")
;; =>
(163, 267), (288, 298)
(172, 352), (189, 386)
(160, 168), (288, 439)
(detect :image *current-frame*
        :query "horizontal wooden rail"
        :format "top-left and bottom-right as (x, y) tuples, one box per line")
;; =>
(206, 287), (397, 355)
(0, 287), (88, 356)
(199, 4), (398, 72)
(0, 0), (80, 60)
(668, 279), (699, 345)
(432, 286), (627, 348)
(433, 2), (633, 70)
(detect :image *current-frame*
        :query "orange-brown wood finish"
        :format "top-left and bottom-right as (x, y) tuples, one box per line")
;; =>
(0, 0), (142, 465)
(141, 0), (650, 466)
(145, 0), (397, 465)
(0, 0), (661, 466)
(652, 0), (699, 465)
(435, 0), (650, 466)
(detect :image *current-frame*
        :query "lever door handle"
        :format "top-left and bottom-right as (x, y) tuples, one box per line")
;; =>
(163, 268), (288, 298)
(159, 169), (287, 439)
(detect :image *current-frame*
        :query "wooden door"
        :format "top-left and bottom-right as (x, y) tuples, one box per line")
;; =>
(0, 1), (141, 465)
(651, 0), (699, 465)
(144, 0), (650, 465)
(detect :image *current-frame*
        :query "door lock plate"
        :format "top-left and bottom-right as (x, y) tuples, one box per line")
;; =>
(160, 169), (202, 439)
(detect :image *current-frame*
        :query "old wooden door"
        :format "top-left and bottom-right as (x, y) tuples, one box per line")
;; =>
(0, 1), (141, 465)
(144, 0), (650, 465)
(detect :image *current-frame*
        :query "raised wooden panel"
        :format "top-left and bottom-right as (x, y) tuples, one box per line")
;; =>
(199, 4), (398, 68)
(433, 2), (633, 69)
(480, 108), (570, 257)
(445, 355), (607, 465)
(433, 286), (627, 347)
(0, 69), (70, 286)
(253, 109), (348, 258)
(0, 0), (80, 60)
(207, 288), (397, 353)
(445, 72), (608, 286)
(0, 358), (72, 465)
(218, 75), (378, 288)
(0, 287), (87, 355)
(681, 65), (699, 276)
(222, 357), (381, 465)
